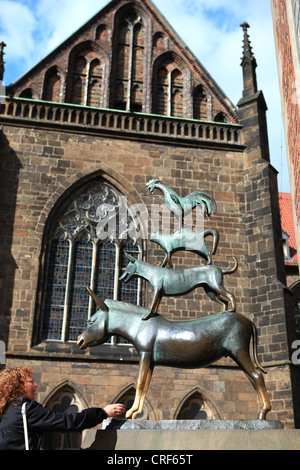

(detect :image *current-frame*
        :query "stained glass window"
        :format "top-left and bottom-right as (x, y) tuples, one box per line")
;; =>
(42, 237), (69, 341)
(119, 240), (140, 304)
(41, 179), (142, 343)
(68, 234), (93, 342)
(94, 241), (115, 302)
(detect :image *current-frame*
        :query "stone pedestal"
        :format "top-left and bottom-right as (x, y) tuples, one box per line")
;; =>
(81, 419), (300, 451)
(102, 418), (283, 430)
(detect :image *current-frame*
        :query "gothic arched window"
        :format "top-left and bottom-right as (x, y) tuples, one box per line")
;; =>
(41, 178), (142, 343)
(95, 24), (109, 43)
(43, 66), (61, 102)
(69, 48), (104, 107)
(19, 88), (33, 99)
(193, 85), (207, 120)
(42, 383), (86, 450)
(87, 59), (102, 107)
(175, 389), (220, 420)
(114, 385), (155, 421)
(214, 111), (227, 123)
(71, 56), (86, 105)
(111, 10), (145, 112)
(153, 60), (183, 117)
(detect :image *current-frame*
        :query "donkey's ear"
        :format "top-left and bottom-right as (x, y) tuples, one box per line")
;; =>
(125, 252), (136, 262)
(87, 287), (108, 312)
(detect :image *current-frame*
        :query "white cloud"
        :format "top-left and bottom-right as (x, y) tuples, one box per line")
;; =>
(0, 0), (107, 79)
(154, 0), (289, 193)
(0, 0), (37, 59)
(34, 0), (108, 53)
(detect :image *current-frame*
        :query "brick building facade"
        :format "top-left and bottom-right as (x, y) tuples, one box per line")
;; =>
(271, 0), (300, 275)
(0, 0), (300, 447)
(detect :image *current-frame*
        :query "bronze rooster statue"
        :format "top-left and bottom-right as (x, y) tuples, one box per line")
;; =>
(147, 179), (217, 219)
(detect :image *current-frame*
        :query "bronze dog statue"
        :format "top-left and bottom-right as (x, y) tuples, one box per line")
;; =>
(150, 228), (220, 267)
(77, 288), (271, 421)
(120, 253), (237, 320)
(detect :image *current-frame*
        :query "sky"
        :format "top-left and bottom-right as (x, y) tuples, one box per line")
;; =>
(0, 0), (290, 193)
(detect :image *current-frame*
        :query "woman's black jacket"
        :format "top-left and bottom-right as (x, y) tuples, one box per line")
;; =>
(0, 397), (108, 450)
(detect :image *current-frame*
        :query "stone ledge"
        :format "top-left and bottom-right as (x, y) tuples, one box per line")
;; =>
(82, 420), (300, 451)
(102, 418), (283, 430)
(0, 98), (244, 151)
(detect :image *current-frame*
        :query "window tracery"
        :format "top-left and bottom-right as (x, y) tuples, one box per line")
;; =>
(41, 179), (141, 343)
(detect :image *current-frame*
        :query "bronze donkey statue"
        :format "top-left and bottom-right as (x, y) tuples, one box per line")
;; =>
(77, 288), (271, 421)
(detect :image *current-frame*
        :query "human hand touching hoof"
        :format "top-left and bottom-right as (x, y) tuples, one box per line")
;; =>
(104, 403), (126, 418)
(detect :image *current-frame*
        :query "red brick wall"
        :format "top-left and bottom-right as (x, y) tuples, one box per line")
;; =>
(8, 0), (237, 123)
(272, 0), (300, 230)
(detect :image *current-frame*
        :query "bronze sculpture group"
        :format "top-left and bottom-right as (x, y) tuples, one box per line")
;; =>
(77, 180), (272, 421)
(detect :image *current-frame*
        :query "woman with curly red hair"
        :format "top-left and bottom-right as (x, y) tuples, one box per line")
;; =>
(0, 366), (125, 450)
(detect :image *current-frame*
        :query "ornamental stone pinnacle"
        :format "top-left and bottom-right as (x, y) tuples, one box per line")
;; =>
(240, 22), (256, 62)
(0, 42), (6, 81)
